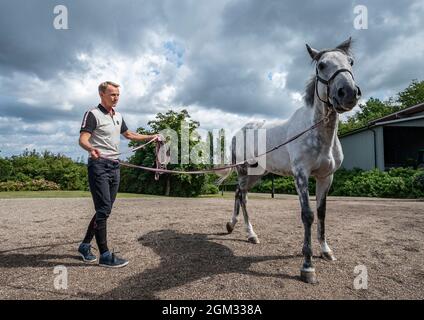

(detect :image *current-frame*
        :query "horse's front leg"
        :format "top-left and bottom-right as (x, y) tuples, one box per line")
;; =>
(316, 174), (337, 261)
(295, 170), (317, 284)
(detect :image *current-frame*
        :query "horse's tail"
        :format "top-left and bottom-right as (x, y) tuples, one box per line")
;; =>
(215, 167), (234, 186)
(215, 133), (239, 185)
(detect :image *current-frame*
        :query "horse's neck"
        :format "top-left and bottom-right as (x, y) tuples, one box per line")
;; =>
(312, 100), (339, 145)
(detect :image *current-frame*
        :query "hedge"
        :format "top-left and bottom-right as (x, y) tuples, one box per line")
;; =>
(249, 168), (424, 198)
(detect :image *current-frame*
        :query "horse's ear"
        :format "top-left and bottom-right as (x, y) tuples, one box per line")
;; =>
(336, 37), (352, 54)
(306, 44), (319, 60)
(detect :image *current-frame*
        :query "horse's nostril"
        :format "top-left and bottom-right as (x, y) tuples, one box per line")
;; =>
(356, 86), (362, 98)
(337, 88), (345, 98)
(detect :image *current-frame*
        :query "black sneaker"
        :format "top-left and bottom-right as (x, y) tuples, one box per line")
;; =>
(78, 243), (97, 263)
(99, 250), (129, 268)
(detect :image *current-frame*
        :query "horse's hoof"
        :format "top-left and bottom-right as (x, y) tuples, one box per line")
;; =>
(321, 251), (337, 261)
(300, 268), (318, 284)
(226, 222), (234, 234)
(247, 236), (260, 244)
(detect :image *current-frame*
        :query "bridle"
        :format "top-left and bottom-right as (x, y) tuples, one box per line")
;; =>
(315, 66), (361, 109)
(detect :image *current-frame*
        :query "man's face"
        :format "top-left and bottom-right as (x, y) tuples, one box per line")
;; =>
(100, 85), (120, 109)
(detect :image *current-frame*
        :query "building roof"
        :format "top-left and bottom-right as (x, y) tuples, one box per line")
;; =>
(368, 102), (424, 125)
(339, 102), (424, 138)
(374, 114), (424, 126)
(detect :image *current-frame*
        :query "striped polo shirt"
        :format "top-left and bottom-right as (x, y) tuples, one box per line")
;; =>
(80, 104), (128, 159)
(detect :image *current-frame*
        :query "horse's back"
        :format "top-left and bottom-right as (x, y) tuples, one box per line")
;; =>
(231, 119), (293, 176)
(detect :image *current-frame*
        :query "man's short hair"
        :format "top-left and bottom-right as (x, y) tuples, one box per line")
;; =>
(98, 81), (120, 93)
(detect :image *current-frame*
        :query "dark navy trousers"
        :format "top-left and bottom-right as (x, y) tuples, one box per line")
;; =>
(83, 158), (120, 254)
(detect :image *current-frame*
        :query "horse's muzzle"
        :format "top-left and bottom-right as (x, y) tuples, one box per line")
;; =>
(334, 84), (361, 112)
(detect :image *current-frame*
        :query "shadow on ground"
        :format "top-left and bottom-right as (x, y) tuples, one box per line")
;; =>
(99, 229), (300, 299)
(0, 241), (84, 268)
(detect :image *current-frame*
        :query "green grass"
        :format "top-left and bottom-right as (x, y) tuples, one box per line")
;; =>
(0, 190), (229, 199)
(0, 190), (163, 199)
(199, 192), (234, 199)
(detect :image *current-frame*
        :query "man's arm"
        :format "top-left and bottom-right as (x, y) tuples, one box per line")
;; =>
(122, 130), (158, 142)
(79, 132), (101, 159)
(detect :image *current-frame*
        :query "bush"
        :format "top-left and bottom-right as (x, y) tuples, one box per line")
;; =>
(330, 168), (422, 198)
(201, 183), (219, 195)
(250, 168), (424, 199)
(251, 175), (317, 195)
(412, 170), (424, 196)
(333, 171), (405, 197)
(252, 176), (297, 194)
(0, 179), (60, 191)
(1, 150), (88, 191)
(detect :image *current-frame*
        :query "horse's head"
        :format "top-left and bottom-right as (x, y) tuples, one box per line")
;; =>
(306, 37), (361, 113)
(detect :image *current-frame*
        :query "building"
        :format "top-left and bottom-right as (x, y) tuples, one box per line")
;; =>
(339, 102), (424, 171)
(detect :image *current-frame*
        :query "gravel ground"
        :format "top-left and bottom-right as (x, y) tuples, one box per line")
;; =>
(0, 195), (423, 300)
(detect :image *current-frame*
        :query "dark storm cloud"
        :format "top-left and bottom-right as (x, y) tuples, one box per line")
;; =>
(0, 0), (166, 78)
(175, 57), (291, 117)
(232, 0), (423, 97)
(170, 0), (423, 116)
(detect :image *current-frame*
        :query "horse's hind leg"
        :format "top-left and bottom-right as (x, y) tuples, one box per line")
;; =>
(316, 174), (336, 261)
(226, 185), (241, 234)
(239, 187), (260, 244)
(226, 171), (263, 244)
(238, 173), (264, 244)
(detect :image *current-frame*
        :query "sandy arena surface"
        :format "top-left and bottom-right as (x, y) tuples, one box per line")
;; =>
(0, 195), (423, 300)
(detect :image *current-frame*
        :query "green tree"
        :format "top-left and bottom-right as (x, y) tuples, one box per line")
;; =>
(0, 158), (13, 181)
(397, 79), (424, 108)
(119, 109), (213, 197)
(339, 98), (400, 135)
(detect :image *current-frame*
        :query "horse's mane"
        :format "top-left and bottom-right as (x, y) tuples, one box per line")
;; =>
(304, 76), (316, 107)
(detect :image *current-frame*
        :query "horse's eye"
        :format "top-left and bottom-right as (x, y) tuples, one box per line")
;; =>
(349, 58), (354, 66)
(318, 62), (325, 70)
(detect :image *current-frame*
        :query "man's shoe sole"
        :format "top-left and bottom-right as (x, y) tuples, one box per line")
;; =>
(79, 252), (97, 263)
(99, 261), (129, 268)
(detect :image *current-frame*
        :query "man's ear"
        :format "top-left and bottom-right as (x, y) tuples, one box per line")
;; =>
(306, 44), (319, 60)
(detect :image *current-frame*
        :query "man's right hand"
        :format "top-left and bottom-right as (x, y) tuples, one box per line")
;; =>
(90, 148), (101, 160)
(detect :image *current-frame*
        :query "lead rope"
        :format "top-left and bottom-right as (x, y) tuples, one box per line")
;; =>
(98, 111), (332, 176)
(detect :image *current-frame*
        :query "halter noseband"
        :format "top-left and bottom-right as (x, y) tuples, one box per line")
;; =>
(315, 67), (361, 109)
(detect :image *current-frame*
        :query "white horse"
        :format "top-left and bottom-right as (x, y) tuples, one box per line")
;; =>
(220, 38), (361, 284)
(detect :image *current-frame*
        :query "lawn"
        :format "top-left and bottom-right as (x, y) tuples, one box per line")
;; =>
(0, 190), (161, 199)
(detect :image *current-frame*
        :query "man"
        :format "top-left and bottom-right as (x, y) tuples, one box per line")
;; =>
(78, 81), (158, 268)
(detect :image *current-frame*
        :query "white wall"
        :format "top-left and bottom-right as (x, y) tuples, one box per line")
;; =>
(340, 127), (385, 171)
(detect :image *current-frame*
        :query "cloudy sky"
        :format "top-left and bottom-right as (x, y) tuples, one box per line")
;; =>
(0, 0), (423, 161)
